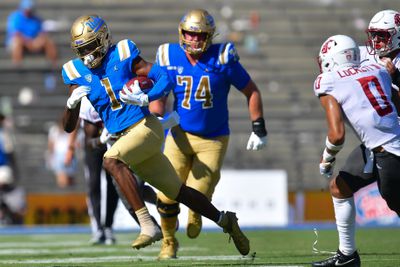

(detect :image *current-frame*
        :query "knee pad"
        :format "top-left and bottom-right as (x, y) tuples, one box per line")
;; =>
(156, 198), (180, 218)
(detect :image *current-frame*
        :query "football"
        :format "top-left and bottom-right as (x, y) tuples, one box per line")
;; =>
(124, 76), (154, 94)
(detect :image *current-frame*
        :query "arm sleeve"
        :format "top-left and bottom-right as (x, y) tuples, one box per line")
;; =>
(147, 64), (174, 101)
(6, 13), (17, 35)
(6, 12), (20, 43)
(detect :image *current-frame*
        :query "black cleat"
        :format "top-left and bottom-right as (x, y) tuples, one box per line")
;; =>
(312, 250), (360, 267)
(218, 211), (250, 256)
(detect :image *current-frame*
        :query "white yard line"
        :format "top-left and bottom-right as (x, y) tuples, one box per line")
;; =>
(1, 255), (248, 264)
(0, 246), (205, 255)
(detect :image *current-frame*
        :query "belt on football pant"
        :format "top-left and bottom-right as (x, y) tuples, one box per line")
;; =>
(110, 118), (144, 139)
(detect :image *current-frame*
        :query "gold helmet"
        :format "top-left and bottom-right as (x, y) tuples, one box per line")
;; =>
(70, 15), (111, 68)
(179, 9), (216, 55)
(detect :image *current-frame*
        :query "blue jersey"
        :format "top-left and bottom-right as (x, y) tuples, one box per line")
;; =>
(6, 10), (42, 46)
(62, 39), (150, 134)
(156, 43), (250, 137)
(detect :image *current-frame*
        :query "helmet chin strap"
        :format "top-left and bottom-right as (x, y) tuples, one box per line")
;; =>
(84, 54), (95, 67)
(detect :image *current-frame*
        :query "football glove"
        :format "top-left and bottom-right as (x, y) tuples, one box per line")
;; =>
(159, 111), (180, 130)
(119, 80), (149, 106)
(319, 147), (336, 179)
(246, 132), (268, 150)
(99, 128), (112, 144)
(319, 159), (336, 179)
(66, 85), (90, 109)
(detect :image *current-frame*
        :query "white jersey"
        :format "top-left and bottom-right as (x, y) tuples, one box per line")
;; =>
(313, 63), (400, 153)
(360, 45), (379, 66)
(79, 97), (102, 124)
(360, 45), (400, 68)
(360, 45), (400, 90)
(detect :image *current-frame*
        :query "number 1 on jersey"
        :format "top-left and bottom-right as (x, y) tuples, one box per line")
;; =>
(100, 78), (122, 111)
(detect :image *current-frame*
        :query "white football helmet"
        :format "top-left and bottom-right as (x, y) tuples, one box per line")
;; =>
(318, 35), (360, 73)
(366, 10), (400, 57)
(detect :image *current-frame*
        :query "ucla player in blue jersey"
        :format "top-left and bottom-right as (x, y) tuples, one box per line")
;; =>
(152, 9), (268, 259)
(61, 14), (250, 256)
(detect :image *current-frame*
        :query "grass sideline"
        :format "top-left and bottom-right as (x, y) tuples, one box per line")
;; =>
(0, 228), (399, 266)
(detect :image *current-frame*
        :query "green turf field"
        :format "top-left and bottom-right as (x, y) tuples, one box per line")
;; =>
(0, 228), (399, 266)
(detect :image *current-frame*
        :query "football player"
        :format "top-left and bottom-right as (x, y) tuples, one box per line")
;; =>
(312, 34), (400, 267)
(152, 9), (268, 259)
(313, 10), (400, 267)
(61, 14), (250, 256)
(361, 10), (400, 88)
(77, 97), (178, 245)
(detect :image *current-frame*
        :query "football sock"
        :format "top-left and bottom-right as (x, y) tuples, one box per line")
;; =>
(136, 207), (158, 236)
(175, 184), (220, 222)
(332, 196), (356, 255)
(161, 216), (177, 240)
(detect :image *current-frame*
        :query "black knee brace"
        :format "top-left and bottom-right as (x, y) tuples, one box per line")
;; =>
(156, 198), (180, 218)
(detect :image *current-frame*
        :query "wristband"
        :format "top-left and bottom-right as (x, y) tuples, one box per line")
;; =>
(252, 117), (267, 137)
(325, 137), (343, 152)
(322, 148), (335, 162)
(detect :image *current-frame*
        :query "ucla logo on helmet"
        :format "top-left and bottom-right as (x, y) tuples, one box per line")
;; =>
(189, 25), (200, 31)
(85, 16), (104, 32)
(75, 39), (84, 45)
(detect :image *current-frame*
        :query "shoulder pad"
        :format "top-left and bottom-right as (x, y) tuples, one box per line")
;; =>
(116, 39), (140, 62)
(156, 43), (170, 66)
(218, 42), (240, 65)
(62, 60), (81, 82)
(313, 72), (334, 97)
(358, 46), (368, 57)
